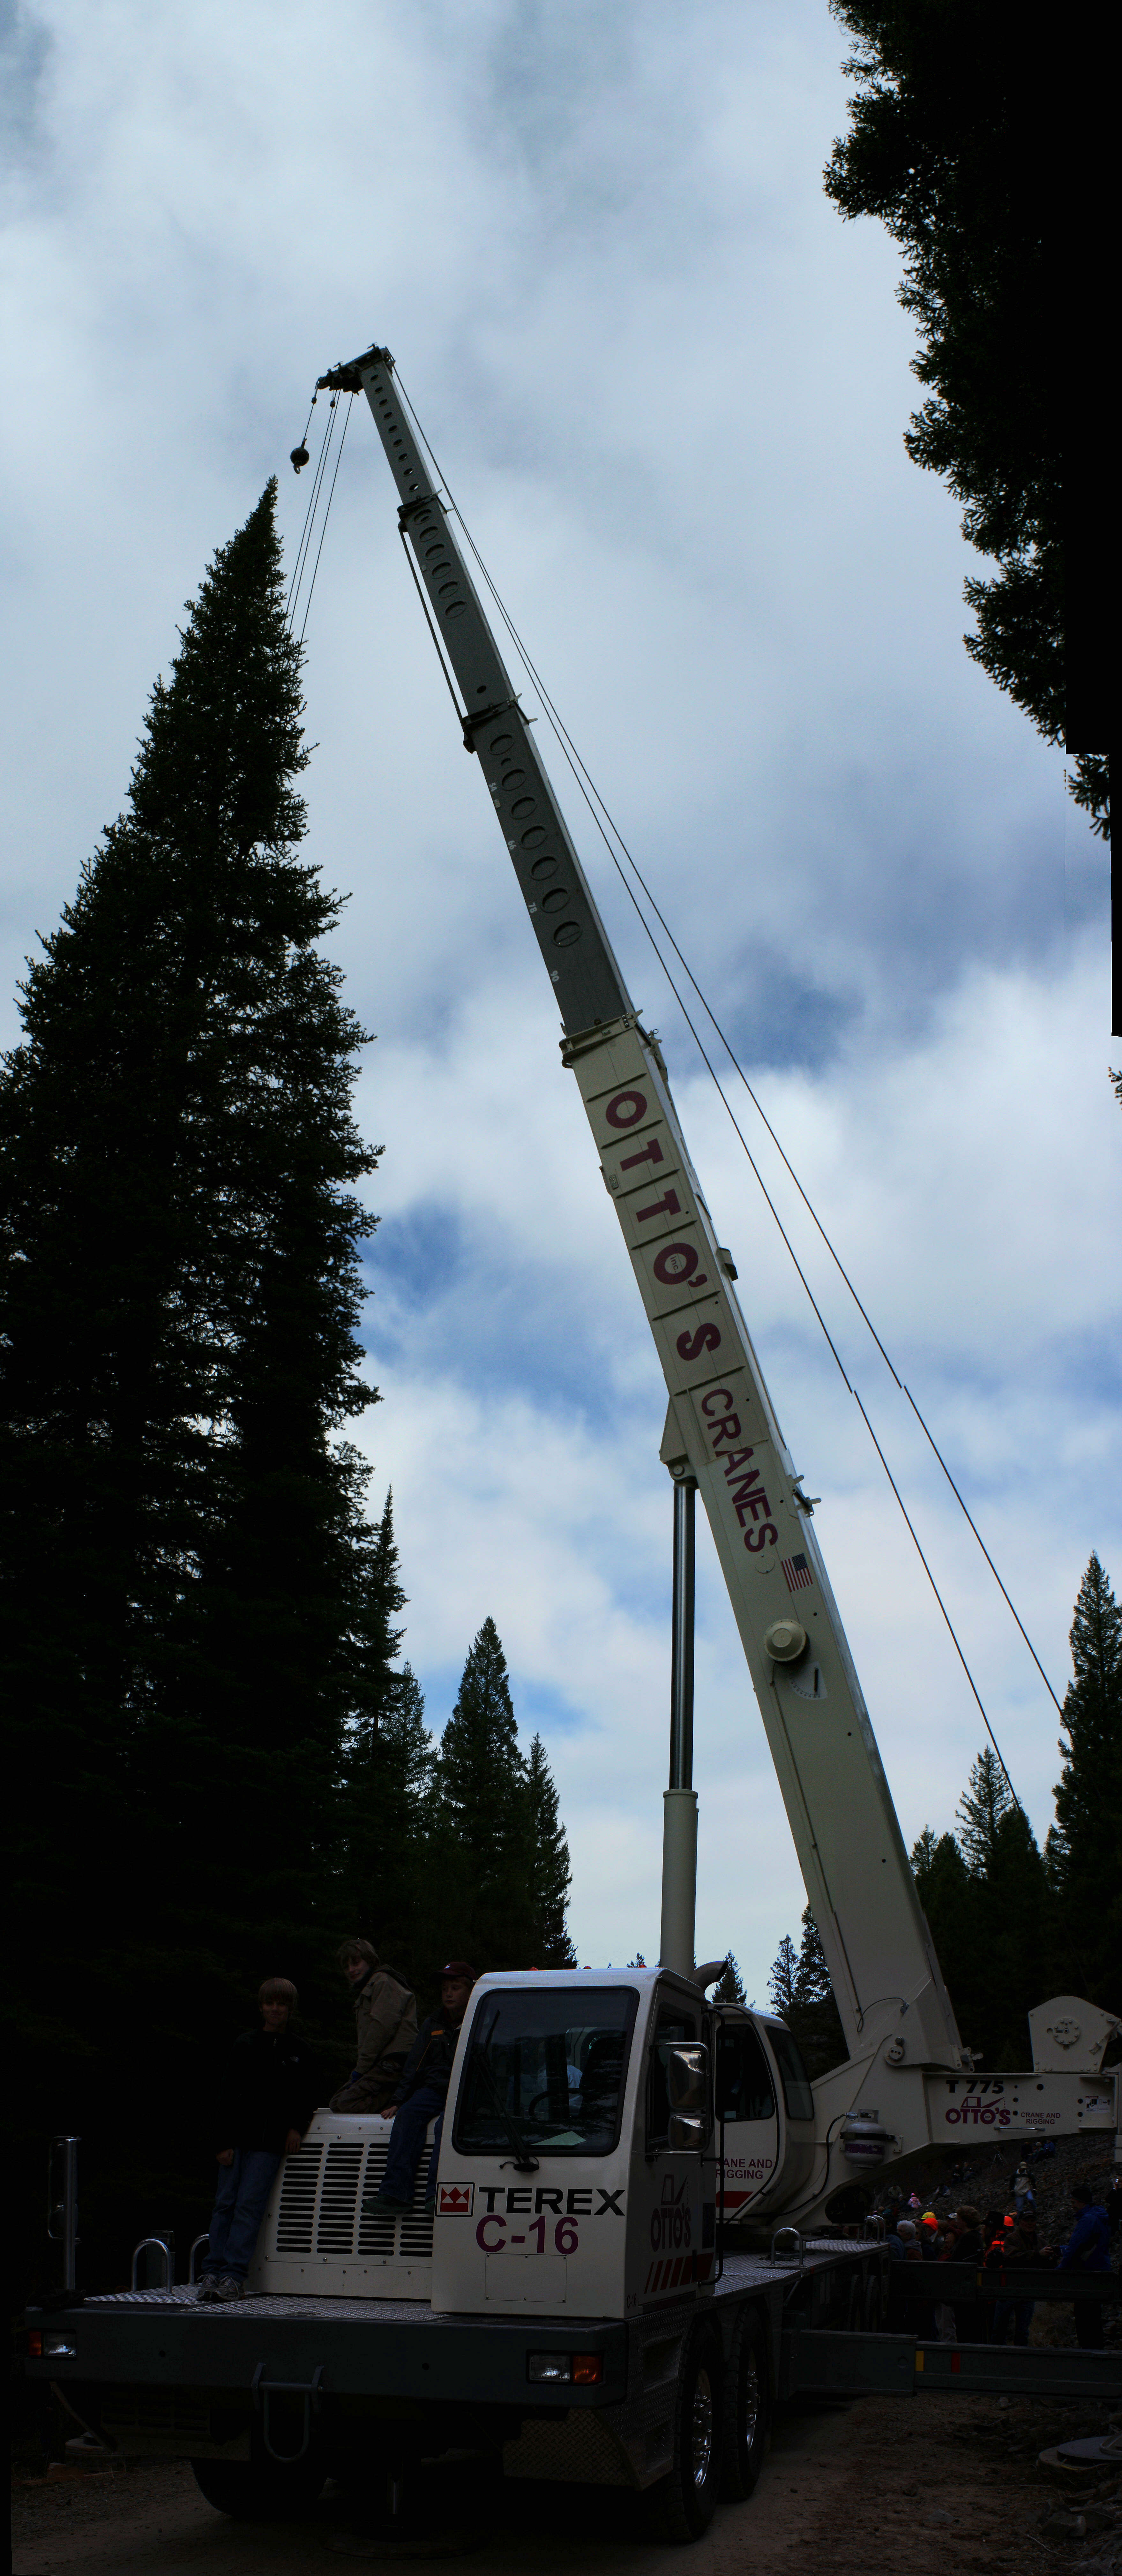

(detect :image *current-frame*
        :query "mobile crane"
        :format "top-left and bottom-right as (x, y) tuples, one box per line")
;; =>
(25, 346), (1120, 2539)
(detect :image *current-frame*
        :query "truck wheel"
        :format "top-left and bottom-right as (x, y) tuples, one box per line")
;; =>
(191, 2459), (325, 2519)
(653, 2324), (723, 2541)
(720, 2306), (770, 2502)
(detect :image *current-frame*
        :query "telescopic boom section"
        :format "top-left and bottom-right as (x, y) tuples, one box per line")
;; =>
(326, 342), (967, 2077)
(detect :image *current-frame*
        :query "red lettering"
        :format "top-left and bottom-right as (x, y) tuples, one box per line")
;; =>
(701, 1388), (736, 1415)
(620, 1138), (663, 1172)
(737, 1489), (772, 1526)
(606, 1089), (647, 1129)
(722, 1447), (755, 1474)
(653, 1242), (707, 1288)
(676, 1323), (722, 1361)
(745, 1523), (778, 1551)
(636, 1188), (682, 1223)
(710, 1415), (742, 1446)
(728, 1471), (761, 1515)
(477, 2215), (506, 2250)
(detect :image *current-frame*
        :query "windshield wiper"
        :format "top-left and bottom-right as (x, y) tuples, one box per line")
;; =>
(472, 2016), (539, 2172)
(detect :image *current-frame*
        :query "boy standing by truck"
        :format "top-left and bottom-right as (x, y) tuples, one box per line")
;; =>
(197, 1978), (317, 2302)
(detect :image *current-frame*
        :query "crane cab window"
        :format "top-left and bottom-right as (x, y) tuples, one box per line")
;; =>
(765, 2022), (815, 2122)
(646, 2004), (698, 2146)
(715, 2022), (776, 2123)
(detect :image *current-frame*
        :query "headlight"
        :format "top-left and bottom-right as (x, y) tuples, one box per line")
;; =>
(44, 2334), (77, 2357)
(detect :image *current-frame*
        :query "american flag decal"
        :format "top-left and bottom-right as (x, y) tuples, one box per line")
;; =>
(781, 1552), (813, 1594)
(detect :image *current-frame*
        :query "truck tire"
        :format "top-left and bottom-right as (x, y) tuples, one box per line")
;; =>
(191, 2459), (325, 2519)
(652, 2323), (724, 2541)
(720, 2305), (770, 2502)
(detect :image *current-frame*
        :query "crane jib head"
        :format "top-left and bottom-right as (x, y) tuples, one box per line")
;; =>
(317, 344), (395, 395)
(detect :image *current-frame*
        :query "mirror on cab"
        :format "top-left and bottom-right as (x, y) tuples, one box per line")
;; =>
(660, 2042), (711, 2151)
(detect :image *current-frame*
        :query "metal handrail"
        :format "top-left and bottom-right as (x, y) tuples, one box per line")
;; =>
(770, 2225), (805, 2269)
(189, 2234), (210, 2283)
(131, 2235), (174, 2291)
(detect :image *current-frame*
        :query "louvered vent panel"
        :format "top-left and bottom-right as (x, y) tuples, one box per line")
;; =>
(316, 2142), (365, 2253)
(357, 2142), (394, 2255)
(274, 2143), (323, 2252)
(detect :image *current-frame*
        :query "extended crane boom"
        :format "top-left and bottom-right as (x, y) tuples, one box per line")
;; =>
(320, 340), (968, 2081)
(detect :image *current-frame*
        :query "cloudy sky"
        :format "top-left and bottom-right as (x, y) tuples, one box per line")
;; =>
(3, 1), (1116, 1997)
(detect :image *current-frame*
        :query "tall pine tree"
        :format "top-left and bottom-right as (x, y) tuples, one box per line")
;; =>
(430, 1618), (532, 1973)
(768, 1913), (846, 2076)
(1046, 1554), (1122, 2006)
(524, 1733), (576, 1968)
(2, 482), (386, 2287)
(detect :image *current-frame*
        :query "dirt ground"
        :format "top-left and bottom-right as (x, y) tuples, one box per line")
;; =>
(12, 2393), (1122, 2576)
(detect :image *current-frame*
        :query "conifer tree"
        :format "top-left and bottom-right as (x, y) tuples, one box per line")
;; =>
(792, 1909), (848, 2075)
(824, 5), (1108, 837)
(2, 482), (385, 2286)
(911, 1825), (986, 2050)
(768, 1914), (846, 2072)
(1047, 1554), (1122, 2004)
(431, 1617), (533, 1972)
(524, 1733), (577, 1967)
(768, 1934), (799, 2021)
(712, 1953), (746, 2007)
(956, 1747), (1013, 1873)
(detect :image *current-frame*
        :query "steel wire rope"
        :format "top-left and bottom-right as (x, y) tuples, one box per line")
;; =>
(298, 394), (354, 643)
(391, 372), (1060, 1761)
(287, 393), (339, 627)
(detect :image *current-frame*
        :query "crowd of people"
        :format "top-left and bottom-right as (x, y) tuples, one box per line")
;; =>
(194, 1944), (476, 2302)
(876, 2160), (1121, 2350)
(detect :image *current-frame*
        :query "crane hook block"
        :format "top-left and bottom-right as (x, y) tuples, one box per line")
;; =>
(290, 445), (310, 474)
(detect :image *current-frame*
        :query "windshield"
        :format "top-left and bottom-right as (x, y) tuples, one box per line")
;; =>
(453, 1987), (639, 2157)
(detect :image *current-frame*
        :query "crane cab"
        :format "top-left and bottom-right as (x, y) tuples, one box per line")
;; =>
(712, 2007), (818, 2223)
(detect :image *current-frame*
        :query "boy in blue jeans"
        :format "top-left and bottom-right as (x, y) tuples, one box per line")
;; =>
(197, 1978), (317, 2301)
(376, 1962), (475, 2214)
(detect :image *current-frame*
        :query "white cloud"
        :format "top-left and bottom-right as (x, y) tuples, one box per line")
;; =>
(2, 0), (1116, 2004)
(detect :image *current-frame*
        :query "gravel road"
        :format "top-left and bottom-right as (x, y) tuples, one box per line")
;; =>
(13, 2393), (1121, 2576)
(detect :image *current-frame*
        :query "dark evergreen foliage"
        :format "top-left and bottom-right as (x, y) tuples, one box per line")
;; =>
(426, 1617), (578, 1978)
(767, 1932), (798, 2021)
(767, 1913), (847, 2076)
(824, 4), (1108, 837)
(2, 496), (580, 2305)
(525, 1732), (577, 1968)
(1046, 1554), (1122, 2007)
(913, 1753), (1054, 2066)
(2, 484), (386, 2289)
(712, 1952), (746, 2008)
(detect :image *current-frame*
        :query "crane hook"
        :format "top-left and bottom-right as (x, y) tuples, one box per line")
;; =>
(290, 444), (310, 474)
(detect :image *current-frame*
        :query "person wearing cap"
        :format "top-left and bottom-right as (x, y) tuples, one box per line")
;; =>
(375, 1961), (477, 2215)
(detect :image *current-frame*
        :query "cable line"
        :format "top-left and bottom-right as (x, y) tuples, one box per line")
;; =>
(854, 1389), (1022, 1813)
(390, 371), (1063, 1750)
(298, 394), (353, 643)
(287, 393), (338, 627)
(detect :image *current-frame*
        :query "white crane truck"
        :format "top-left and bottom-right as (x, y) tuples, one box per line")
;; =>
(26, 345), (1121, 2537)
